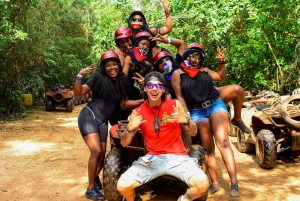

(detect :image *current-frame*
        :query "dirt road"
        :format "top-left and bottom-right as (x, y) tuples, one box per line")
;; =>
(1, 104), (300, 201)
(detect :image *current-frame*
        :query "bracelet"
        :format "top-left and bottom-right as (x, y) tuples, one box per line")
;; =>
(76, 77), (83, 82)
(126, 128), (135, 133)
(168, 38), (173, 44)
(165, 10), (170, 17)
(218, 61), (225, 64)
(77, 73), (83, 78)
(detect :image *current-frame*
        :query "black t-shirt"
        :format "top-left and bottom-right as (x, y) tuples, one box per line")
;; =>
(85, 74), (118, 121)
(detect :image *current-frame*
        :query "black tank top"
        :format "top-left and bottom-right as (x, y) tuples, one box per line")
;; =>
(180, 72), (219, 106)
(175, 54), (219, 106)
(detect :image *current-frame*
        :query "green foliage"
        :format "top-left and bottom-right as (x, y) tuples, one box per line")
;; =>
(11, 90), (24, 102)
(0, 0), (299, 118)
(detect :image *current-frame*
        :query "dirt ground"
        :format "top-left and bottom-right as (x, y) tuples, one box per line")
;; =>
(1, 104), (300, 201)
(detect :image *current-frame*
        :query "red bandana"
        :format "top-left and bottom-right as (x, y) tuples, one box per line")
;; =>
(181, 63), (200, 78)
(123, 52), (130, 57)
(131, 47), (147, 62)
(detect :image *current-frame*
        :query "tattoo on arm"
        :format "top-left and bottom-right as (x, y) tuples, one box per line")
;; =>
(183, 123), (197, 136)
(120, 128), (136, 140)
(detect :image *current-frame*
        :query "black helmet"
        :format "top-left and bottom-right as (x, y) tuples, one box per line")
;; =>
(127, 10), (148, 31)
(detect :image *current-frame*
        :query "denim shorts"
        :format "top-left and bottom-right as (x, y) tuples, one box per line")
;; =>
(119, 154), (207, 187)
(189, 98), (228, 124)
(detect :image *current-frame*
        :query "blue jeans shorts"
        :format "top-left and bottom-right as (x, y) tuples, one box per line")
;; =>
(189, 98), (228, 124)
(119, 154), (207, 187)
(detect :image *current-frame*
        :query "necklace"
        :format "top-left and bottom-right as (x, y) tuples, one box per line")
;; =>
(147, 101), (162, 137)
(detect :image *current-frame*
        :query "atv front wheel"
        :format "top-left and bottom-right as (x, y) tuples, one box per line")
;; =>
(103, 147), (123, 201)
(66, 99), (73, 112)
(255, 129), (277, 169)
(188, 145), (205, 170)
(45, 97), (54, 111)
(188, 144), (208, 201)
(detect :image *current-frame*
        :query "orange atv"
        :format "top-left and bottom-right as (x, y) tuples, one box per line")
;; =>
(45, 85), (74, 112)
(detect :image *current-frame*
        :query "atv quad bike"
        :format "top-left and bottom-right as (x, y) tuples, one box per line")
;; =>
(236, 94), (300, 169)
(103, 120), (207, 201)
(45, 85), (74, 112)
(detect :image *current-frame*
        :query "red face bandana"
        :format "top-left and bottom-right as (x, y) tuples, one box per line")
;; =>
(181, 62), (200, 78)
(131, 47), (147, 62)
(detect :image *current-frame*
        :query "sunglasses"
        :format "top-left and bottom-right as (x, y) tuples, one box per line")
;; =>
(189, 53), (201, 62)
(131, 17), (143, 22)
(146, 82), (164, 90)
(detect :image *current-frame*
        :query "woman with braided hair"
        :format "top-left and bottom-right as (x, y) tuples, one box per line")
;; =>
(74, 51), (136, 201)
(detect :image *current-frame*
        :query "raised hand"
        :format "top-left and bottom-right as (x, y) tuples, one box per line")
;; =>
(217, 46), (226, 63)
(128, 109), (146, 131)
(150, 34), (168, 44)
(160, 0), (170, 11)
(132, 72), (145, 86)
(170, 104), (188, 123)
(114, 47), (125, 63)
(79, 64), (96, 76)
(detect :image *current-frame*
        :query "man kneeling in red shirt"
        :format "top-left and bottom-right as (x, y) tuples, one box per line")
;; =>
(117, 72), (209, 201)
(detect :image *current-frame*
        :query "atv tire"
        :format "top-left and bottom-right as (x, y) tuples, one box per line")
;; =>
(66, 99), (73, 112)
(237, 127), (254, 153)
(188, 144), (208, 201)
(45, 97), (54, 111)
(188, 145), (205, 170)
(85, 93), (90, 103)
(255, 129), (277, 169)
(81, 96), (85, 104)
(103, 147), (123, 201)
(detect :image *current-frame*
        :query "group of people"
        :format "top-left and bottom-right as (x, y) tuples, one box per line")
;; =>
(74, 1), (250, 200)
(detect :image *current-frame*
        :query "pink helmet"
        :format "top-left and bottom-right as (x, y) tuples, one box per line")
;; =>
(134, 31), (152, 40)
(186, 43), (205, 52)
(153, 51), (172, 65)
(114, 26), (132, 40)
(183, 43), (205, 67)
(100, 51), (119, 65)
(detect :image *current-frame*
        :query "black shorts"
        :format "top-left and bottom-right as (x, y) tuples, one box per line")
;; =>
(78, 106), (108, 142)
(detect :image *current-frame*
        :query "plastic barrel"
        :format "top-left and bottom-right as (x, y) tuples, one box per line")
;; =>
(21, 94), (33, 107)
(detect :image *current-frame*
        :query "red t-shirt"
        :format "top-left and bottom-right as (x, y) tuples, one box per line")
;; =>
(138, 99), (187, 155)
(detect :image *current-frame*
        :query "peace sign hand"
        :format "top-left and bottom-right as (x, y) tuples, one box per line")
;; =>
(217, 46), (226, 63)
(132, 73), (145, 86)
(150, 34), (168, 44)
(160, 0), (170, 11)
(128, 109), (146, 131)
(79, 64), (96, 76)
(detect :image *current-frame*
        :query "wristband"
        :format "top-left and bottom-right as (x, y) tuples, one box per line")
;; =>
(168, 38), (173, 44)
(165, 10), (171, 17)
(126, 128), (135, 133)
(77, 73), (83, 78)
(76, 77), (83, 82)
